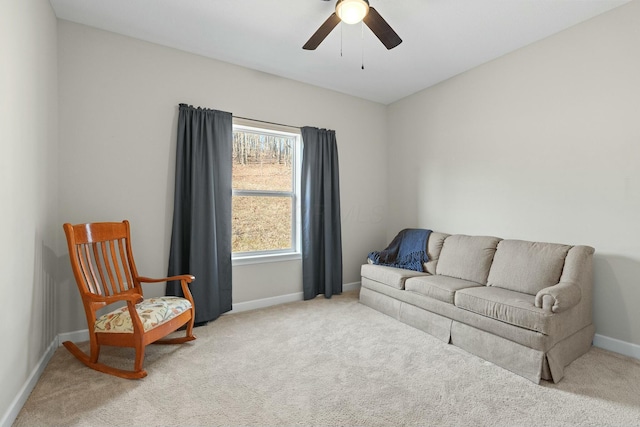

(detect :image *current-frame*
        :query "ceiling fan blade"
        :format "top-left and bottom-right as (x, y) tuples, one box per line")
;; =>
(303, 12), (341, 50)
(363, 7), (402, 50)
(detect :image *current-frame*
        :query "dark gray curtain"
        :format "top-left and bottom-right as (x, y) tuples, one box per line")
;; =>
(167, 104), (232, 324)
(301, 126), (343, 300)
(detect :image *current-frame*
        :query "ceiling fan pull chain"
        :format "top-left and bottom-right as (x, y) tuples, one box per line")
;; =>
(361, 21), (365, 70)
(341, 22), (344, 57)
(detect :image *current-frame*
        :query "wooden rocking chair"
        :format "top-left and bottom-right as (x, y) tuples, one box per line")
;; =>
(62, 220), (196, 379)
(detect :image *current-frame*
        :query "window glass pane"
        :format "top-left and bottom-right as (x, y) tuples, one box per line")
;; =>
(233, 130), (294, 192)
(232, 196), (292, 253)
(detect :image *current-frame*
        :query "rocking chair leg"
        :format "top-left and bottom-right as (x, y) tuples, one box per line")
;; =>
(185, 313), (195, 339)
(134, 345), (145, 373)
(89, 336), (100, 363)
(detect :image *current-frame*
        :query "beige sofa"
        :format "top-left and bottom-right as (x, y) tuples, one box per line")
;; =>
(359, 232), (595, 383)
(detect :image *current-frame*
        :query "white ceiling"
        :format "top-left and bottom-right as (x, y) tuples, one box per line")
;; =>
(50, 0), (630, 105)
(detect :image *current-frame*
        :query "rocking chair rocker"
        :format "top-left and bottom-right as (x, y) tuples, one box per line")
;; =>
(62, 220), (196, 379)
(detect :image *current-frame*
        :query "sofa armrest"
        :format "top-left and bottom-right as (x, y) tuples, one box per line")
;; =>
(535, 282), (582, 313)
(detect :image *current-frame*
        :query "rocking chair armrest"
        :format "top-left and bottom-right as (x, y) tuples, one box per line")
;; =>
(137, 275), (196, 305)
(137, 275), (195, 284)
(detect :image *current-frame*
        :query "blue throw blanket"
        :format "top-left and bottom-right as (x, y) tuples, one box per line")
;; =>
(367, 228), (432, 272)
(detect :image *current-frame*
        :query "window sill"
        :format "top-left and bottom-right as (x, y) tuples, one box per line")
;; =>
(232, 252), (302, 266)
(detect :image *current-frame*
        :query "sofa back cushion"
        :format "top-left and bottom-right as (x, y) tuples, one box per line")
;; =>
(424, 232), (450, 274)
(427, 232), (449, 260)
(487, 240), (571, 295)
(435, 235), (501, 285)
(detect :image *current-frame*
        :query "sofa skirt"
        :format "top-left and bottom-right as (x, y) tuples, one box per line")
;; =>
(359, 286), (594, 384)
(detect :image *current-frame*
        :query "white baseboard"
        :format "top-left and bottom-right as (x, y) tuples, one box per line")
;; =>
(230, 292), (304, 313)
(593, 333), (640, 360)
(230, 281), (361, 314)
(1, 337), (58, 427)
(343, 281), (361, 292)
(58, 329), (89, 344)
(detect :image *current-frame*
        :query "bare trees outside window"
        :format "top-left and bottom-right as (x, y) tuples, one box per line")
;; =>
(232, 121), (301, 256)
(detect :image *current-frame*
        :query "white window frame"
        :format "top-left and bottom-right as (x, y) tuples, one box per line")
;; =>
(231, 118), (302, 265)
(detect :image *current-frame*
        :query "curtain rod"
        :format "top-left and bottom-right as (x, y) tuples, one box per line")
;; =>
(233, 116), (301, 131)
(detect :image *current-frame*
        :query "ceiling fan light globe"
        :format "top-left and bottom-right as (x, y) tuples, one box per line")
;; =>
(336, 0), (369, 25)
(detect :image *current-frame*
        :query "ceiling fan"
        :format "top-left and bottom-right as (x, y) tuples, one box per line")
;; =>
(303, 0), (402, 50)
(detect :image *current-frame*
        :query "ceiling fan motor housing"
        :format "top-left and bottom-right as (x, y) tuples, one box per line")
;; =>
(336, 0), (370, 25)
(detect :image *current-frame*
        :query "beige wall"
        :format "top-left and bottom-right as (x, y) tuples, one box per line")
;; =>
(0, 0), (59, 422)
(388, 1), (640, 347)
(57, 20), (389, 332)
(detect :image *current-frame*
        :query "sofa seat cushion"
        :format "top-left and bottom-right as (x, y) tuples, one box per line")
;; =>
(361, 263), (429, 290)
(436, 235), (501, 285)
(454, 287), (553, 334)
(487, 240), (571, 295)
(405, 275), (482, 304)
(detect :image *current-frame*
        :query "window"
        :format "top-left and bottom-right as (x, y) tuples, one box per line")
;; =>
(232, 118), (301, 263)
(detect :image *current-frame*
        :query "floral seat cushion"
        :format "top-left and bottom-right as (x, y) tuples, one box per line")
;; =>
(94, 296), (192, 333)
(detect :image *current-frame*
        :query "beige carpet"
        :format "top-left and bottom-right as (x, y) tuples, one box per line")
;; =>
(14, 291), (640, 426)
